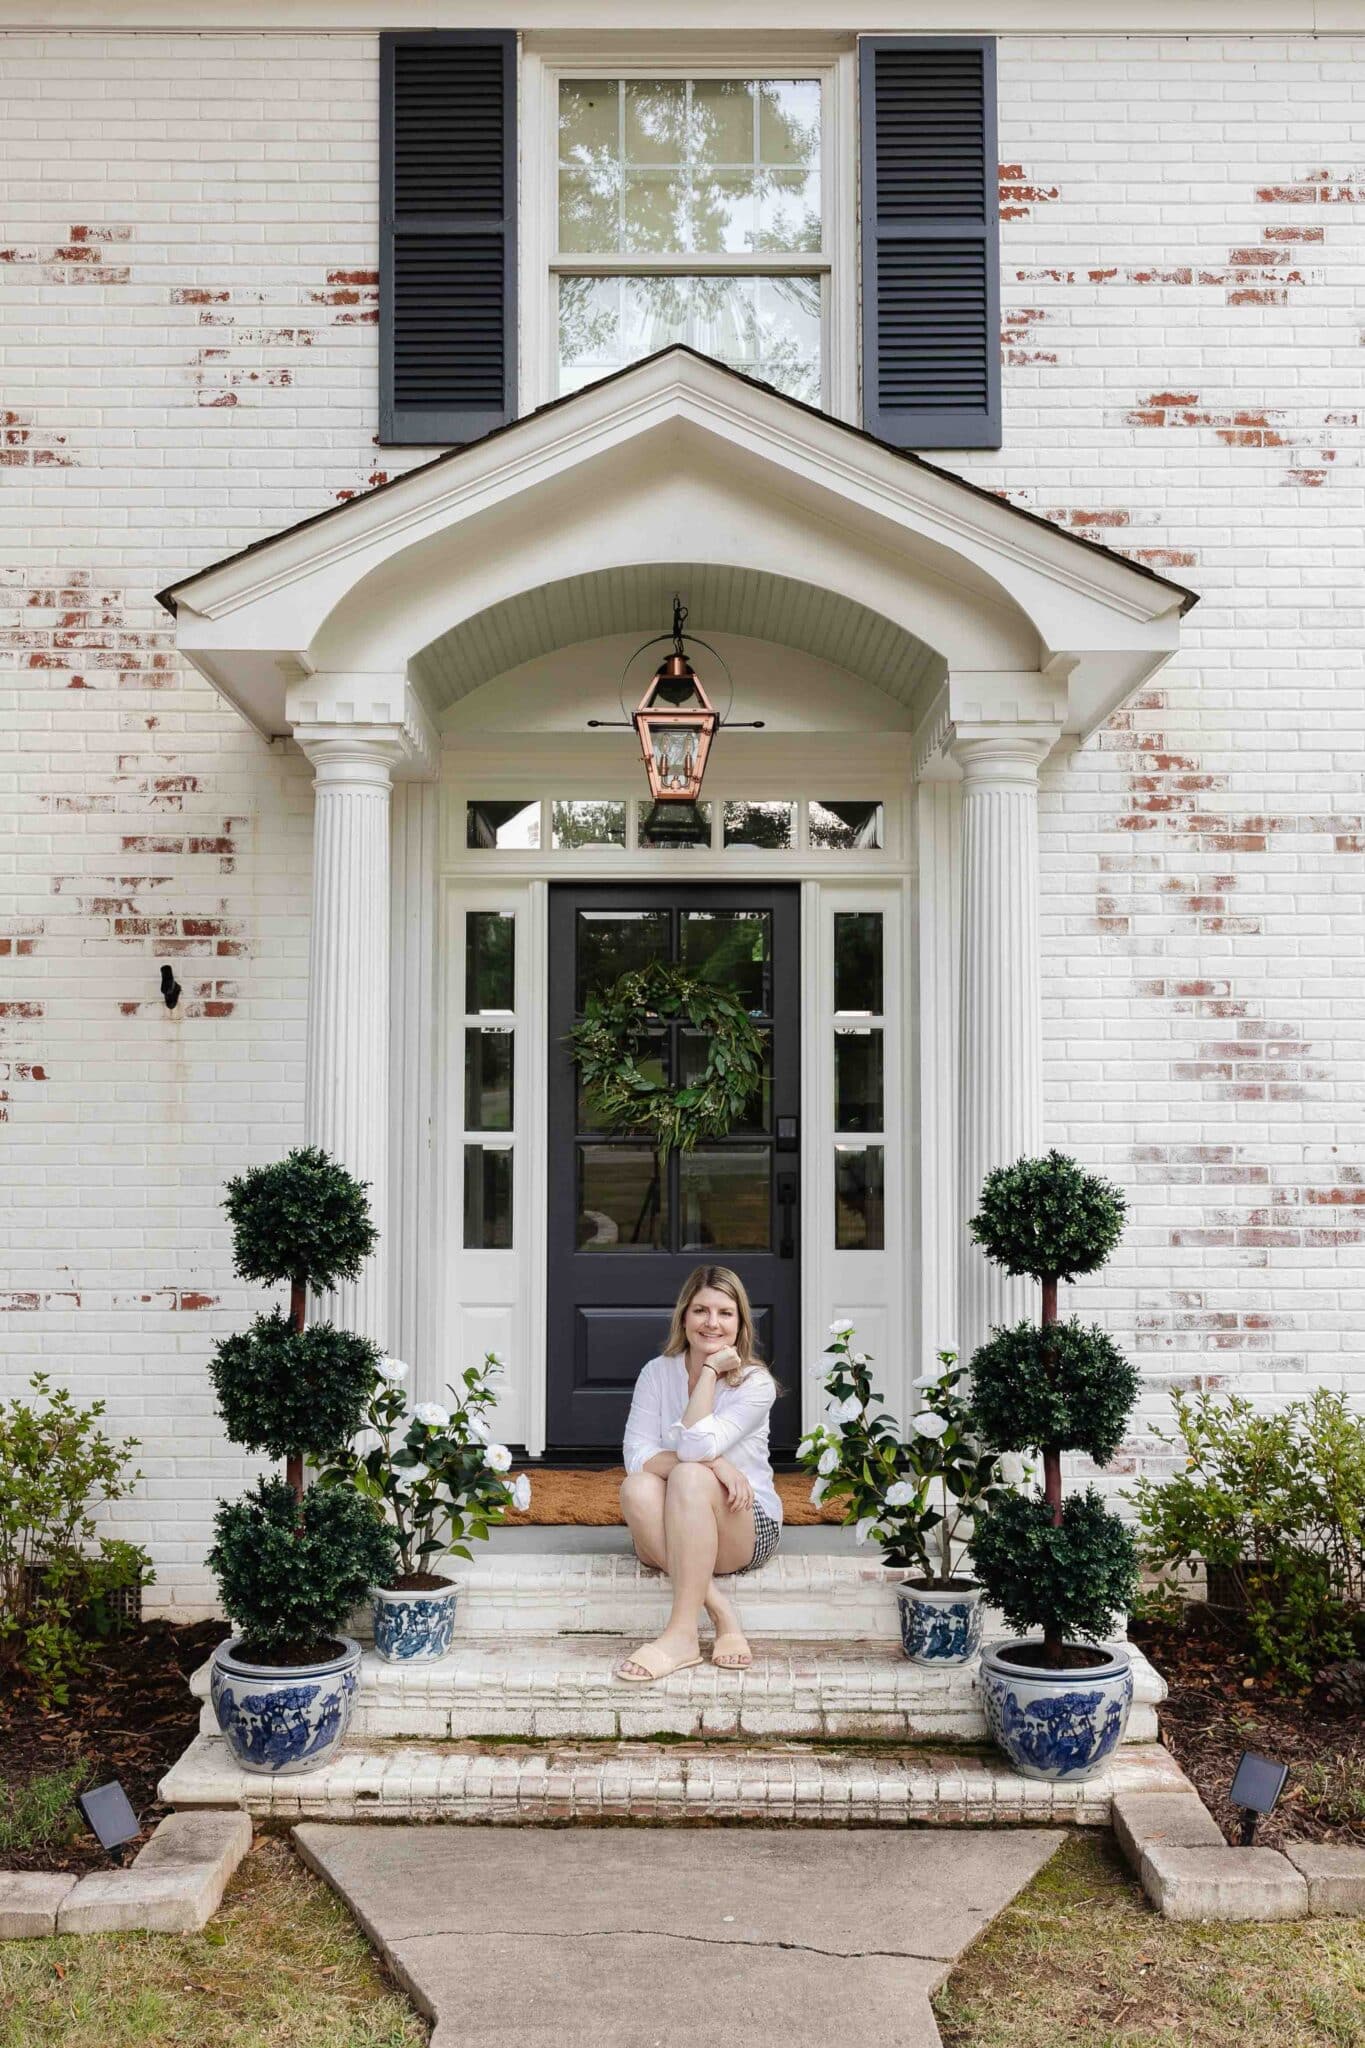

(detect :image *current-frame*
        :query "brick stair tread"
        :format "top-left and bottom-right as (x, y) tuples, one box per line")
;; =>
(161, 1731), (1191, 1824)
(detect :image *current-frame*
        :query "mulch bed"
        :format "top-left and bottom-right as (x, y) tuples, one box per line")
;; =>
(0, 1618), (224, 1874)
(1131, 1606), (1364, 1850)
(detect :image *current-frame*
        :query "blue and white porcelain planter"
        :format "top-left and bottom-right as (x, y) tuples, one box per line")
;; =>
(896, 1581), (985, 1666)
(371, 1578), (458, 1663)
(979, 1640), (1133, 1782)
(210, 1634), (360, 1775)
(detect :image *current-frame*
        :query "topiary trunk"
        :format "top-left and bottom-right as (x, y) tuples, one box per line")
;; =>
(1040, 1275), (1063, 1665)
(287, 1277), (307, 1502)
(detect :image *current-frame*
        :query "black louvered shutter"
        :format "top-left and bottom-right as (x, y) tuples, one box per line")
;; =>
(380, 30), (517, 446)
(860, 37), (1000, 450)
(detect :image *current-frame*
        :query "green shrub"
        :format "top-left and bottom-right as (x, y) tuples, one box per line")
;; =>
(0, 1373), (152, 1705)
(208, 1312), (379, 1463)
(966, 1152), (1138, 1665)
(223, 1146), (376, 1293)
(1130, 1388), (1365, 1686)
(0, 1762), (90, 1855)
(208, 1478), (397, 1661)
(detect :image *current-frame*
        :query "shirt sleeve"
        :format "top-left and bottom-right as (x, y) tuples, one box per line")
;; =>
(668, 1372), (777, 1463)
(622, 1360), (670, 1475)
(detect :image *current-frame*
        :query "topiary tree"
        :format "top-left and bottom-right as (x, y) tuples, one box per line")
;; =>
(966, 1150), (1140, 1667)
(218, 1146), (377, 1500)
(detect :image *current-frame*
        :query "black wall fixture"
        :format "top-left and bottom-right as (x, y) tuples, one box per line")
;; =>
(160, 964), (181, 1011)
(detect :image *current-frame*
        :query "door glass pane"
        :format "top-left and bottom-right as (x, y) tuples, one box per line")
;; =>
(835, 1144), (884, 1251)
(680, 1028), (770, 1133)
(465, 1026), (513, 1131)
(467, 800), (540, 850)
(464, 1146), (512, 1250)
(681, 909), (771, 1012)
(578, 1031), (668, 1132)
(465, 911), (514, 1014)
(833, 912), (883, 1016)
(834, 1028), (883, 1134)
(578, 1145), (668, 1250)
(552, 799), (626, 850)
(576, 909), (668, 1007)
(723, 800), (795, 851)
(680, 1147), (771, 1251)
(810, 800), (884, 851)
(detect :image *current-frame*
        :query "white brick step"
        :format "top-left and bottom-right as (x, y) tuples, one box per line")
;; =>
(443, 1550), (943, 1639)
(162, 1731), (1190, 1827)
(190, 1635), (1165, 1746)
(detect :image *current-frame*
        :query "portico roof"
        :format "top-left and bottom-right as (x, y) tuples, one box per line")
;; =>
(158, 345), (1196, 757)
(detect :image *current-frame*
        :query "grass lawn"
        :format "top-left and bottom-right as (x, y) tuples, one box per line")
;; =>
(0, 1837), (425, 2048)
(936, 1832), (1365, 2048)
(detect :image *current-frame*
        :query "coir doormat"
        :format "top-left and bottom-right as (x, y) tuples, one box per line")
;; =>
(502, 1467), (845, 1528)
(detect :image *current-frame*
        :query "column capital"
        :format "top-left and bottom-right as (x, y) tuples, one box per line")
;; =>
(288, 676), (440, 783)
(948, 723), (1062, 791)
(294, 722), (415, 791)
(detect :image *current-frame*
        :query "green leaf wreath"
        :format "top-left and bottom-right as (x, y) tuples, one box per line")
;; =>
(567, 959), (764, 1153)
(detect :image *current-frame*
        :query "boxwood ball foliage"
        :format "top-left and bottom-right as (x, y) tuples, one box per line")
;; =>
(970, 1149), (1125, 1284)
(223, 1146), (376, 1292)
(208, 1478), (397, 1658)
(968, 1319), (1140, 1467)
(208, 1311), (378, 1463)
(970, 1489), (1138, 1646)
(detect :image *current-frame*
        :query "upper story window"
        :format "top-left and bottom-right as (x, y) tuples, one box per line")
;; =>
(555, 76), (825, 405)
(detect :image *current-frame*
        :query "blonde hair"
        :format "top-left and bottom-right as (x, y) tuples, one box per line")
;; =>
(662, 1266), (770, 1386)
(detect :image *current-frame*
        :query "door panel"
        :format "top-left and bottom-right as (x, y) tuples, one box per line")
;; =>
(547, 882), (800, 1455)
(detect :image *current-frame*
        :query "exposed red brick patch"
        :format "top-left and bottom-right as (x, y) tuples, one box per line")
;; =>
(0, 1290), (81, 1312)
(999, 163), (1061, 222)
(0, 223), (132, 284)
(177, 1291), (219, 1311)
(1124, 392), (1359, 487)
(335, 468), (393, 504)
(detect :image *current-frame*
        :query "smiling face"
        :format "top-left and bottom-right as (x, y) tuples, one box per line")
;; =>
(684, 1286), (741, 1357)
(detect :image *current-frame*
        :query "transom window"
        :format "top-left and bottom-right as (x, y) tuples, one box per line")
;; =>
(466, 798), (884, 854)
(555, 74), (825, 403)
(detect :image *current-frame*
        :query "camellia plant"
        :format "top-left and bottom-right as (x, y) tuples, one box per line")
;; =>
(965, 1151), (1141, 1668)
(795, 1323), (1010, 1581)
(320, 1351), (532, 1584)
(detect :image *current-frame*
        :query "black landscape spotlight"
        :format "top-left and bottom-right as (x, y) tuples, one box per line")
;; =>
(1229, 1750), (1289, 1846)
(77, 1780), (141, 1864)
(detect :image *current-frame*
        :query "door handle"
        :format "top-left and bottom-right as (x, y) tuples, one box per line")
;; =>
(777, 1173), (797, 1259)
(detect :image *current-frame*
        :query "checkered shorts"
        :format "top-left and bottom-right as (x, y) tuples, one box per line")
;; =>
(731, 1503), (781, 1576)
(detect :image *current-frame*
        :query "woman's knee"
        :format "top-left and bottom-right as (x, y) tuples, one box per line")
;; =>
(619, 1471), (660, 1514)
(665, 1460), (719, 1502)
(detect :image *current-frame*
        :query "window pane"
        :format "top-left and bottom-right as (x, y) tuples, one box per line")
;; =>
(624, 78), (687, 165)
(834, 1028), (883, 1134)
(623, 168), (688, 254)
(465, 911), (514, 1014)
(681, 1027), (770, 1133)
(692, 170), (758, 255)
(464, 1146), (512, 1250)
(552, 799), (626, 850)
(835, 1144), (884, 1251)
(692, 78), (754, 165)
(810, 800), (884, 852)
(576, 909), (668, 1008)
(557, 273), (820, 403)
(467, 800), (540, 850)
(578, 1030), (667, 1132)
(681, 909), (771, 1012)
(723, 800), (794, 850)
(758, 172), (821, 255)
(638, 799), (712, 850)
(758, 80), (821, 168)
(465, 1026), (513, 1131)
(680, 1147), (771, 1252)
(559, 77), (619, 159)
(578, 1145), (668, 1250)
(834, 912), (883, 1016)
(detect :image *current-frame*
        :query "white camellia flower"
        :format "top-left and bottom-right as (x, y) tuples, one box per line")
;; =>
(809, 1477), (829, 1505)
(913, 1411), (950, 1440)
(466, 1413), (491, 1443)
(837, 1393), (864, 1424)
(412, 1401), (450, 1429)
(509, 1472), (532, 1512)
(396, 1460), (429, 1490)
(828, 1318), (855, 1337)
(376, 1355), (410, 1383)
(913, 1372), (943, 1390)
(817, 1444), (840, 1476)
(796, 1437), (815, 1461)
(854, 1515), (880, 1546)
(852, 1351), (871, 1367)
(885, 1479), (916, 1508)
(484, 1442), (513, 1473)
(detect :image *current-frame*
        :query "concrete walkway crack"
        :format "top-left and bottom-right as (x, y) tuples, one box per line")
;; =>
(404, 1925), (943, 1962)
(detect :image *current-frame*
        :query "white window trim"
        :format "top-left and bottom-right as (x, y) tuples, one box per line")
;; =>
(520, 37), (858, 422)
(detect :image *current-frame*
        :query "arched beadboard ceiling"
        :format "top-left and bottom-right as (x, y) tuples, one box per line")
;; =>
(410, 563), (945, 716)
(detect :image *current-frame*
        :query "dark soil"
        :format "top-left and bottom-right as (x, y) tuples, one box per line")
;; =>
(0, 1618), (224, 1873)
(1131, 1605), (1365, 1849)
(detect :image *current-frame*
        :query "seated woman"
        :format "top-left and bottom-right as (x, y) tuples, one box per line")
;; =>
(615, 1264), (783, 1684)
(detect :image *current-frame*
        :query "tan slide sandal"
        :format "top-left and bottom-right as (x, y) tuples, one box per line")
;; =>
(613, 1642), (704, 1685)
(711, 1632), (753, 1670)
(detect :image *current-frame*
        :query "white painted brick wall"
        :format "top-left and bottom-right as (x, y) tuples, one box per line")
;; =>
(1, 30), (1361, 1611)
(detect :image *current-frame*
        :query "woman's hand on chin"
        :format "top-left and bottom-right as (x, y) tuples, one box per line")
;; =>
(702, 1343), (741, 1378)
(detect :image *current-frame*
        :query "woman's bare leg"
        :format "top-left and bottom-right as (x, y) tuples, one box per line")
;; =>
(616, 1466), (754, 1678)
(619, 1471), (750, 1636)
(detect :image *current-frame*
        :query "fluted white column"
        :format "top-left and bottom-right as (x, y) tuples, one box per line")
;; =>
(953, 728), (1057, 1359)
(299, 728), (407, 1345)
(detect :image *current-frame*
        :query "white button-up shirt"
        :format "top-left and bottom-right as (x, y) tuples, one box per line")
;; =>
(622, 1353), (783, 1526)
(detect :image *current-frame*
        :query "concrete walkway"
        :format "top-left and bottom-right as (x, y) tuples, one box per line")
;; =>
(294, 1823), (1063, 2048)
